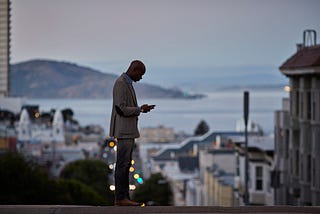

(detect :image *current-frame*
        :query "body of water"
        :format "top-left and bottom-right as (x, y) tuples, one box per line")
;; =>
(26, 89), (289, 135)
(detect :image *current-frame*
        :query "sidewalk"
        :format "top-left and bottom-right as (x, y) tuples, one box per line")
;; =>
(1, 205), (320, 214)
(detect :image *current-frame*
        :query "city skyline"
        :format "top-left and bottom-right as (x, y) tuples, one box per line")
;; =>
(11, 0), (320, 75)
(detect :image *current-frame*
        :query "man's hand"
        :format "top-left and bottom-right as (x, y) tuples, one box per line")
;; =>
(140, 104), (155, 113)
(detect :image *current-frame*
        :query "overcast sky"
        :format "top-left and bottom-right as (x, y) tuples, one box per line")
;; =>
(11, 0), (320, 73)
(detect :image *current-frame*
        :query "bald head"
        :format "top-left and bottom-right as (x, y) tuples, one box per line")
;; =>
(126, 60), (146, 82)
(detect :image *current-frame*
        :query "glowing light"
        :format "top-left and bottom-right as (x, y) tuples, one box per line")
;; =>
(113, 146), (117, 152)
(109, 185), (115, 191)
(284, 85), (291, 92)
(129, 166), (135, 172)
(129, 184), (136, 190)
(109, 141), (115, 148)
(109, 164), (114, 170)
(102, 153), (107, 159)
(131, 160), (135, 165)
(133, 174), (140, 179)
(140, 203), (145, 207)
(137, 177), (143, 184)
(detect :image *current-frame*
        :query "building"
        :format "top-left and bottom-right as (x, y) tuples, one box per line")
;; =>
(0, 0), (10, 97)
(146, 129), (272, 206)
(0, 0), (27, 115)
(136, 125), (176, 144)
(17, 108), (66, 156)
(197, 135), (274, 206)
(16, 108), (105, 176)
(276, 30), (320, 205)
(200, 149), (238, 206)
(234, 136), (274, 205)
(0, 125), (16, 153)
(273, 98), (290, 204)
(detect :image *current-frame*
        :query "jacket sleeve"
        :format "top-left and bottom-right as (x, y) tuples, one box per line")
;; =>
(113, 81), (140, 117)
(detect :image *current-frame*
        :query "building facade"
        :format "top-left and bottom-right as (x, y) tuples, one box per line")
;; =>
(136, 125), (176, 144)
(0, 0), (10, 97)
(273, 98), (291, 204)
(277, 30), (320, 205)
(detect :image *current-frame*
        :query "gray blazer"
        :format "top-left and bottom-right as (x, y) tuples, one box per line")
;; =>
(109, 73), (141, 138)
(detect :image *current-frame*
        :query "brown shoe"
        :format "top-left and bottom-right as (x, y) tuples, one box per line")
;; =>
(114, 198), (143, 206)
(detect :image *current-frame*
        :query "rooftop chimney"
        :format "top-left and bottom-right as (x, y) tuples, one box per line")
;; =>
(303, 29), (317, 47)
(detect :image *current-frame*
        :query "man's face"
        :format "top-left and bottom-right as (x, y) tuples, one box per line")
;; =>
(131, 69), (145, 82)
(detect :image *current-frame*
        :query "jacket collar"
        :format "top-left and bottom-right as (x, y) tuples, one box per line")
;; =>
(120, 74), (138, 106)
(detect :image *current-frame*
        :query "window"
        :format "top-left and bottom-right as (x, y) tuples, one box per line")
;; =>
(300, 92), (303, 118)
(317, 91), (320, 121)
(300, 154), (303, 180)
(312, 92), (316, 121)
(255, 166), (263, 191)
(285, 130), (289, 158)
(236, 154), (240, 176)
(312, 158), (316, 187)
(296, 150), (300, 176)
(296, 91), (300, 117)
(290, 154), (294, 174)
(307, 155), (311, 182)
(307, 91), (311, 120)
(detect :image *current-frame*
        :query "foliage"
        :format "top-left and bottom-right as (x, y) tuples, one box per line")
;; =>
(61, 108), (74, 120)
(194, 120), (209, 136)
(60, 159), (114, 205)
(132, 173), (172, 205)
(0, 152), (109, 205)
(61, 108), (79, 124)
(56, 179), (106, 205)
(0, 152), (56, 204)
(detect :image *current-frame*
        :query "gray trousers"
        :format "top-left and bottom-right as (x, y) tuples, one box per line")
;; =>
(115, 138), (134, 200)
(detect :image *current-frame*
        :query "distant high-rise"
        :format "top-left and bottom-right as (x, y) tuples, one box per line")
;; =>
(0, 0), (10, 97)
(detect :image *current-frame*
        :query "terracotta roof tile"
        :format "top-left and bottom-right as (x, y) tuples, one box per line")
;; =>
(279, 45), (320, 70)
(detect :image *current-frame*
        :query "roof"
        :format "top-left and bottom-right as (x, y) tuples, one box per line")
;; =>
(279, 45), (320, 71)
(208, 149), (235, 155)
(152, 131), (244, 161)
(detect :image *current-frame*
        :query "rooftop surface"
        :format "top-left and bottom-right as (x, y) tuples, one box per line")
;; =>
(280, 45), (320, 70)
(1, 205), (320, 214)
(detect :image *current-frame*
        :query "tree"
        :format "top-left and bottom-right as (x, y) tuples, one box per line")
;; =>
(61, 108), (74, 122)
(56, 179), (107, 205)
(0, 152), (56, 204)
(194, 120), (209, 136)
(132, 173), (172, 205)
(60, 159), (114, 205)
(0, 152), (108, 205)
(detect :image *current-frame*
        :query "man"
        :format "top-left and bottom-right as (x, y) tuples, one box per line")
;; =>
(109, 60), (154, 206)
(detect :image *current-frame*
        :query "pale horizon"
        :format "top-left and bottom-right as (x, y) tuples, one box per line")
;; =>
(11, 0), (320, 83)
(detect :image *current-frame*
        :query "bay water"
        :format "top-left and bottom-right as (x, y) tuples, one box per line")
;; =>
(26, 89), (288, 135)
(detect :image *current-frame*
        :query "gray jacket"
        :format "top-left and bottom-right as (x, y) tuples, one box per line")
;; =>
(109, 73), (141, 138)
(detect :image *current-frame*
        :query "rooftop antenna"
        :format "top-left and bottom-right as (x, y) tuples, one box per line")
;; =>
(303, 29), (317, 47)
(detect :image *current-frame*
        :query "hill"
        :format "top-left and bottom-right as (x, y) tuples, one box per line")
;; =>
(141, 65), (288, 93)
(10, 59), (202, 99)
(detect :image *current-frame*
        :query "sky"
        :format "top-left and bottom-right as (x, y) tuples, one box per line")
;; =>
(11, 0), (320, 79)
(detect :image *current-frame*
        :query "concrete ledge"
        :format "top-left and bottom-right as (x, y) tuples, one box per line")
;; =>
(1, 205), (320, 214)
